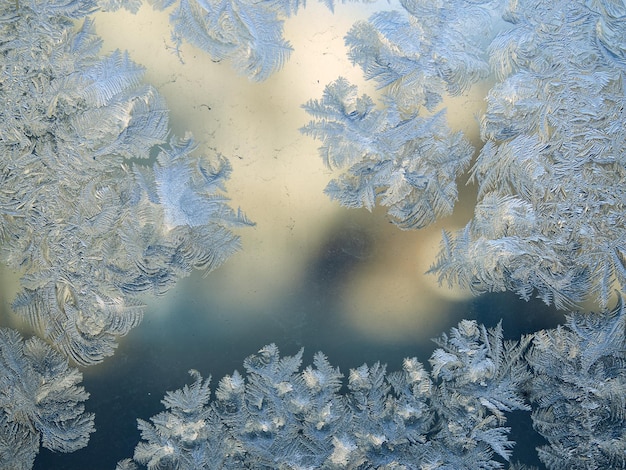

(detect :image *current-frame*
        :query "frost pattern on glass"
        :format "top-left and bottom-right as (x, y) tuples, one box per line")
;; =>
(0, 328), (95, 470)
(345, 0), (500, 113)
(302, 78), (473, 229)
(144, 0), (371, 81)
(303, 0), (626, 308)
(0, 2), (251, 365)
(120, 302), (626, 470)
(120, 321), (530, 469)
(3, 1), (626, 469)
(430, 0), (626, 309)
(525, 301), (626, 470)
(301, 0), (496, 229)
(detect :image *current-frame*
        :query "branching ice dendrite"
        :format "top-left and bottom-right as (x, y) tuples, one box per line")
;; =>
(0, 2), (251, 366)
(0, 328), (95, 470)
(302, 78), (473, 229)
(303, 0), (626, 308)
(120, 320), (530, 469)
(525, 301), (626, 469)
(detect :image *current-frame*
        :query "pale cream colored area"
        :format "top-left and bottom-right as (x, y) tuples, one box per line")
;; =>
(0, 4), (486, 344)
(91, 2), (483, 342)
(92, 3), (383, 313)
(0, 267), (22, 331)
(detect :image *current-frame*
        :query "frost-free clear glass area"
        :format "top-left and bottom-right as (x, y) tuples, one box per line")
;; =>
(1, 1), (625, 470)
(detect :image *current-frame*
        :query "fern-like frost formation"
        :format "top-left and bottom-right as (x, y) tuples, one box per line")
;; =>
(430, 0), (626, 309)
(118, 320), (531, 469)
(0, 1), (251, 366)
(301, 78), (473, 229)
(2, 0), (626, 469)
(525, 302), (626, 469)
(303, 0), (626, 308)
(0, 329), (94, 470)
(116, 303), (626, 469)
(132, 0), (372, 81)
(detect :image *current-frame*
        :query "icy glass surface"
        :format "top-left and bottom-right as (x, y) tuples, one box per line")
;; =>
(1, 1), (624, 469)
